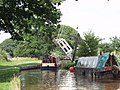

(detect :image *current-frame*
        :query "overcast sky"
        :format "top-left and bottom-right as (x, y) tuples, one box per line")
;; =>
(0, 31), (11, 43)
(0, 0), (120, 43)
(59, 0), (120, 42)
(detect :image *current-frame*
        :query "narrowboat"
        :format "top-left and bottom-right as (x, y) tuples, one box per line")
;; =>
(41, 54), (59, 70)
(74, 52), (120, 79)
(20, 55), (60, 71)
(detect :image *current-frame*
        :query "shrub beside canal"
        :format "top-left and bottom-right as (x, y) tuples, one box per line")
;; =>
(0, 49), (7, 61)
(60, 61), (75, 69)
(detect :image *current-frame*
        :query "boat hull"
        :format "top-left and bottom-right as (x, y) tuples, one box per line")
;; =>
(74, 66), (120, 80)
(20, 63), (59, 71)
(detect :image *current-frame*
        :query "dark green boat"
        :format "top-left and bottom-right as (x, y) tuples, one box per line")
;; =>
(74, 52), (120, 79)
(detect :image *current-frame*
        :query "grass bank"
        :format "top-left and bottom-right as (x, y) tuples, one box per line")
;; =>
(0, 57), (41, 90)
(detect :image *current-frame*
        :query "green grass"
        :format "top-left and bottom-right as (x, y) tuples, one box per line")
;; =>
(0, 82), (10, 90)
(0, 58), (41, 90)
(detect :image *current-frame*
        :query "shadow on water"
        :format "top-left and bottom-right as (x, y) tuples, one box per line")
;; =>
(21, 69), (120, 90)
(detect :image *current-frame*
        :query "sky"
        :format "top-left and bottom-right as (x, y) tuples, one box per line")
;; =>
(0, 31), (11, 43)
(0, 0), (120, 43)
(59, 0), (120, 42)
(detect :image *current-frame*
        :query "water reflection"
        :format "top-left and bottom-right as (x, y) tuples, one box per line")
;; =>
(21, 70), (57, 90)
(21, 69), (120, 90)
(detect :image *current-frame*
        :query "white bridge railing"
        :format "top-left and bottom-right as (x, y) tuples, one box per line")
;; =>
(53, 38), (73, 60)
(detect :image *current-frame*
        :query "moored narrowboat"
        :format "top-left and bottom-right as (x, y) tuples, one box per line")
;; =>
(74, 52), (120, 79)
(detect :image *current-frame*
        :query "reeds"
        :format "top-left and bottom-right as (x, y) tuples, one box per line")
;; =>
(10, 76), (20, 90)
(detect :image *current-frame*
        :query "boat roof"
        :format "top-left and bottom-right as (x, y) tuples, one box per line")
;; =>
(76, 56), (99, 68)
(76, 52), (120, 68)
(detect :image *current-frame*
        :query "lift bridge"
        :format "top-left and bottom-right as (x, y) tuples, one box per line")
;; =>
(53, 25), (75, 60)
(53, 38), (73, 60)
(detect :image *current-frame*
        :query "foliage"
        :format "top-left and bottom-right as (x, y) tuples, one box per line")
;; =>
(99, 43), (114, 53)
(77, 31), (100, 57)
(60, 61), (75, 69)
(0, 0), (63, 40)
(0, 39), (19, 52)
(57, 25), (78, 48)
(14, 41), (38, 57)
(0, 49), (7, 61)
(51, 48), (64, 59)
(65, 62), (75, 69)
(1, 27), (58, 58)
(110, 36), (120, 51)
(14, 33), (55, 58)
(0, 0), (65, 58)
(14, 24), (78, 58)
(51, 25), (78, 61)
(98, 36), (120, 54)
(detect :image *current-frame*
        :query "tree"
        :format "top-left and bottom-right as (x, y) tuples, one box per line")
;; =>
(0, 48), (7, 61)
(110, 36), (120, 52)
(14, 33), (55, 57)
(77, 31), (100, 57)
(56, 25), (78, 48)
(0, 0), (63, 40)
(99, 43), (113, 53)
(0, 0), (64, 58)
(14, 25), (78, 58)
(0, 39), (19, 52)
(14, 41), (37, 57)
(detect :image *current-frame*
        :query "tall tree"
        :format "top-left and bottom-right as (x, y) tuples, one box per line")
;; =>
(14, 32), (56, 57)
(110, 36), (120, 52)
(0, 39), (19, 52)
(56, 25), (78, 48)
(99, 43), (113, 53)
(0, 0), (63, 40)
(77, 31), (100, 57)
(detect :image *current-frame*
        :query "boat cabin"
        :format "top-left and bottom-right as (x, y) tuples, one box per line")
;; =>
(75, 52), (120, 79)
(76, 52), (120, 71)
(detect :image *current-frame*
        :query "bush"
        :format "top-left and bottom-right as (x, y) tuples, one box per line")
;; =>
(0, 49), (7, 61)
(60, 61), (75, 69)
(51, 49), (64, 59)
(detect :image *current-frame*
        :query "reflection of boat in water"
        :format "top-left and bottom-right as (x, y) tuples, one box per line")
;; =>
(74, 52), (120, 79)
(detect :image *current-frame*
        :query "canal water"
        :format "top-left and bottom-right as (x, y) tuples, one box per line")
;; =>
(21, 69), (120, 90)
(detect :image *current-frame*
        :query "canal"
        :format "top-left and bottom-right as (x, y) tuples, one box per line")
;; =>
(21, 69), (120, 90)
